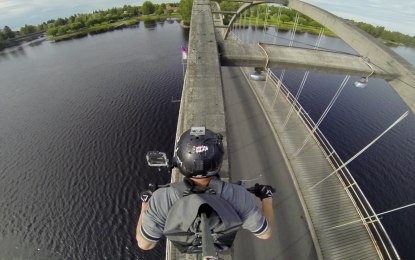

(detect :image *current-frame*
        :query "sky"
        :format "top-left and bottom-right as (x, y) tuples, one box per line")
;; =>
(305, 0), (414, 36)
(0, 0), (414, 36)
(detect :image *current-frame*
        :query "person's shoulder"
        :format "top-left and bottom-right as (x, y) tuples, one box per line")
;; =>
(220, 182), (258, 213)
(148, 185), (181, 212)
(222, 181), (246, 189)
(152, 185), (180, 200)
(221, 181), (250, 194)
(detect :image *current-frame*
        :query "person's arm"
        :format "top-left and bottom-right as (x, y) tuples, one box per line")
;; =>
(136, 202), (157, 250)
(256, 197), (273, 240)
(248, 184), (275, 240)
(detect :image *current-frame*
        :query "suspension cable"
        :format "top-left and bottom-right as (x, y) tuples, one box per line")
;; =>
(290, 75), (350, 158)
(255, 5), (260, 33)
(326, 202), (415, 230)
(272, 69), (286, 107)
(314, 28), (324, 50)
(243, 8), (247, 43)
(282, 71), (310, 129)
(262, 4), (269, 42)
(289, 12), (299, 47)
(307, 110), (409, 191)
(273, 7), (281, 45)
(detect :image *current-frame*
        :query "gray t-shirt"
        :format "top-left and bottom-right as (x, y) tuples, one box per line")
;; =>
(140, 180), (268, 243)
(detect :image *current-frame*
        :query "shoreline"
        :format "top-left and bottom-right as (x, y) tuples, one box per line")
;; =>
(49, 15), (181, 42)
(1, 15), (413, 51)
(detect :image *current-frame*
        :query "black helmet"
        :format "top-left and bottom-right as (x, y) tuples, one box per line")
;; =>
(174, 127), (224, 178)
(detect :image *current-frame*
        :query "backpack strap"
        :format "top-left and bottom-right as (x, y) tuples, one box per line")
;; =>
(207, 178), (225, 197)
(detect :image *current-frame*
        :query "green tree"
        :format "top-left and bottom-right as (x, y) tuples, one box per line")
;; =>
(280, 14), (291, 23)
(86, 18), (101, 27)
(70, 22), (84, 30)
(3, 26), (15, 39)
(54, 18), (66, 27)
(37, 23), (47, 31)
(155, 6), (164, 15)
(46, 27), (58, 36)
(179, 0), (193, 25)
(20, 24), (37, 35)
(298, 17), (307, 25)
(58, 26), (68, 35)
(142, 1), (155, 15)
(220, 1), (239, 11)
(374, 26), (385, 38)
(309, 21), (322, 28)
(68, 15), (76, 24)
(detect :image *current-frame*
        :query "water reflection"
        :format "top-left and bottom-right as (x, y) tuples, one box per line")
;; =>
(0, 52), (9, 61)
(9, 46), (27, 58)
(144, 20), (157, 29)
(29, 41), (43, 47)
(181, 28), (190, 42)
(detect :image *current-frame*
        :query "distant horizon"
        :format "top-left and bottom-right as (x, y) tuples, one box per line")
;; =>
(1, 0), (414, 37)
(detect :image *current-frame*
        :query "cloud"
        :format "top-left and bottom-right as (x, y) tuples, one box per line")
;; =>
(305, 0), (415, 36)
(0, 1), (31, 17)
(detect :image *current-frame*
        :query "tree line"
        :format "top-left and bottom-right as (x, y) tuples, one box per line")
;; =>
(349, 20), (415, 46)
(0, 2), (181, 49)
(44, 3), (178, 36)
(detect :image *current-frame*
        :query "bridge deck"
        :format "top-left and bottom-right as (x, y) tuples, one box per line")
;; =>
(222, 66), (317, 259)
(241, 67), (381, 259)
(167, 0), (395, 258)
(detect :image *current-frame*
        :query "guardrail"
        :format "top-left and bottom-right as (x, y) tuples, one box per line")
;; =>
(266, 68), (400, 260)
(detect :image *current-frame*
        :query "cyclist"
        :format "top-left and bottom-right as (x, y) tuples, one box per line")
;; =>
(136, 128), (274, 251)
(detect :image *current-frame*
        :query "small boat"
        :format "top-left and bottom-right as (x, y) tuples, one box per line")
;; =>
(250, 71), (266, 81)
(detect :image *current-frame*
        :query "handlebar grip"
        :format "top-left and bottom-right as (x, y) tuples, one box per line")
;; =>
(246, 184), (276, 193)
(247, 186), (256, 193)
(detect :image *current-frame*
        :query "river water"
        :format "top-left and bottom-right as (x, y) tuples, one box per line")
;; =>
(0, 22), (414, 259)
(0, 21), (185, 259)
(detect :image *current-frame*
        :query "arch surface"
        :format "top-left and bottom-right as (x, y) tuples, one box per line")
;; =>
(221, 0), (415, 113)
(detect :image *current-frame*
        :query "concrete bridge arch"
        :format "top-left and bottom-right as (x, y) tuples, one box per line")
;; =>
(220, 0), (415, 113)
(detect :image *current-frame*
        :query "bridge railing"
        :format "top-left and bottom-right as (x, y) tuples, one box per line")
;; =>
(267, 68), (400, 259)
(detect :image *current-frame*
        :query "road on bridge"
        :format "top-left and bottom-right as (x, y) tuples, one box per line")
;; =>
(221, 66), (317, 260)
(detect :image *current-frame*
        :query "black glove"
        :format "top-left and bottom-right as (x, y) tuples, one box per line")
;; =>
(140, 183), (157, 202)
(140, 190), (152, 202)
(248, 183), (275, 200)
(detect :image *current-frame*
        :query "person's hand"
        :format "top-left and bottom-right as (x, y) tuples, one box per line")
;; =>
(140, 183), (157, 202)
(248, 183), (275, 200)
(140, 190), (152, 202)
